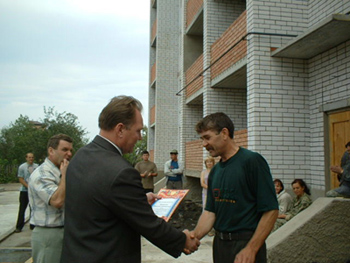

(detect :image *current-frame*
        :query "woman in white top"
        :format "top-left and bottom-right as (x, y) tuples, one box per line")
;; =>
(274, 179), (293, 214)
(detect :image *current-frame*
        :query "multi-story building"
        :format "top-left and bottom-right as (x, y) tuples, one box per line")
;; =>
(148, 0), (350, 200)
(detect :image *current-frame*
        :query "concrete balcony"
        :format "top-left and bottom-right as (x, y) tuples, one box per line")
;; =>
(185, 54), (204, 105)
(186, 0), (203, 36)
(210, 11), (247, 89)
(271, 14), (350, 59)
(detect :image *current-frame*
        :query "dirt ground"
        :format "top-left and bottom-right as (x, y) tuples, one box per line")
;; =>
(168, 199), (203, 231)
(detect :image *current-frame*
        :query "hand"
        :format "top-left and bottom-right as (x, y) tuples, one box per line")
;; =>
(234, 247), (256, 263)
(60, 159), (69, 178)
(146, 192), (160, 205)
(183, 229), (200, 255)
(331, 165), (343, 174)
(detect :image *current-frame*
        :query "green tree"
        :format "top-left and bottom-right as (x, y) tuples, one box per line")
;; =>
(0, 107), (89, 182)
(123, 126), (148, 166)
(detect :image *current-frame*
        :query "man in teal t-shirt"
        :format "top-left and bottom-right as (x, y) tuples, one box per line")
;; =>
(191, 112), (278, 263)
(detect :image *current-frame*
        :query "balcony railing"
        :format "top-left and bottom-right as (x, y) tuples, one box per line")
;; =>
(150, 105), (155, 126)
(151, 19), (157, 45)
(185, 54), (203, 98)
(185, 140), (203, 171)
(186, 0), (203, 29)
(211, 11), (247, 80)
(150, 62), (156, 85)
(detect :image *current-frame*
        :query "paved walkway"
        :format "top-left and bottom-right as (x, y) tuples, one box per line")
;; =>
(0, 183), (213, 263)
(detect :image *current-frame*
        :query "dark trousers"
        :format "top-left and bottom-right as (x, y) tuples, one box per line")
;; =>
(213, 234), (267, 263)
(16, 191), (29, 230)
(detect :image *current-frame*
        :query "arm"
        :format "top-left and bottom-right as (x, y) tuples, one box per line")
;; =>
(18, 165), (28, 188)
(19, 177), (28, 189)
(200, 171), (208, 189)
(172, 161), (184, 175)
(164, 161), (176, 177)
(110, 167), (198, 258)
(192, 210), (216, 240)
(278, 193), (292, 214)
(234, 209), (278, 263)
(150, 164), (158, 177)
(49, 159), (69, 209)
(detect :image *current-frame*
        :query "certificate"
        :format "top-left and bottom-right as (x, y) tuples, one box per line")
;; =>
(151, 188), (189, 221)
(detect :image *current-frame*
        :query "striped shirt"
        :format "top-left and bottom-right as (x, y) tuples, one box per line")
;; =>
(28, 158), (64, 227)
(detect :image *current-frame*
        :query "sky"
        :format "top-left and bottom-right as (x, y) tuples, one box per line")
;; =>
(0, 0), (150, 141)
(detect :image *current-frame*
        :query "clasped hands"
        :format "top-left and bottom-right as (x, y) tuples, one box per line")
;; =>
(182, 230), (200, 255)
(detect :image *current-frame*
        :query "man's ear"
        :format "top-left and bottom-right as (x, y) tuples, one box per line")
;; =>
(114, 123), (125, 138)
(221, 128), (230, 140)
(48, 147), (54, 156)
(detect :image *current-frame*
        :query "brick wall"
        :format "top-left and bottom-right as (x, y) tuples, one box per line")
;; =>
(185, 139), (203, 171)
(186, 54), (203, 98)
(150, 149), (155, 162)
(150, 105), (155, 125)
(211, 10), (247, 80)
(151, 19), (157, 44)
(150, 62), (156, 84)
(186, 0), (203, 28)
(234, 129), (248, 149)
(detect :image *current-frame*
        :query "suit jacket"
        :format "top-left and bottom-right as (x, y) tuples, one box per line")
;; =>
(61, 136), (186, 263)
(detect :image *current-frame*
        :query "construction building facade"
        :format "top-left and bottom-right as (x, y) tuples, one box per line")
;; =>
(148, 0), (350, 199)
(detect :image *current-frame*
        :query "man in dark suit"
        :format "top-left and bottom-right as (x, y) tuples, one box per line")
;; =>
(61, 95), (200, 263)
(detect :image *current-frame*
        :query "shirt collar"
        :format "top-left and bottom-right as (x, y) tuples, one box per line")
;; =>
(97, 134), (122, 155)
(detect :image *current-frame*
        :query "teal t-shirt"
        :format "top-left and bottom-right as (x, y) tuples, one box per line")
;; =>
(206, 147), (278, 233)
(18, 162), (39, 192)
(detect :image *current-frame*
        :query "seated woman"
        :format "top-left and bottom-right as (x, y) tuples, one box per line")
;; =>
(273, 179), (312, 232)
(274, 179), (292, 214)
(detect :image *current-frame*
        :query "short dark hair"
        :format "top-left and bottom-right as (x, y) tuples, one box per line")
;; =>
(98, 95), (143, 131)
(345, 141), (350, 148)
(47, 134), (73, 150)
(142, 150), (149, 155)
(195, 112), (235, 139)
(274, 179), (284, 191)
(291, 179), (311, 195)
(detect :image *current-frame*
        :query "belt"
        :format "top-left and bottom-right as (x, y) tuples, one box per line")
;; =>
(215, 231), (253, 241)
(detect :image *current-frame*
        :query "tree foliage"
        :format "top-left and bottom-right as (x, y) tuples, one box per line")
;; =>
(0, 107), (89, 177)
(123, 126), (148, 166)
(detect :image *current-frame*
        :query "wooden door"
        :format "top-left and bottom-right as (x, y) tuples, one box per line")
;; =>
(328, 110), (350, 189)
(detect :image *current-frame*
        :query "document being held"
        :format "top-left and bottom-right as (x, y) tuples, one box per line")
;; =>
(152, 188), (189, 221)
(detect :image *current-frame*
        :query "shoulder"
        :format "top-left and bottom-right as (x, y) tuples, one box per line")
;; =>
(301, 193), (312, 202)
(238, 148), (264, 160)
(19, 163), (27, 169)
(279, 190), (292, 200)
(236, 148), (269, 168)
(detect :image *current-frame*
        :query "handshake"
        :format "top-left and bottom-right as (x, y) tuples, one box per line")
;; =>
(182, 230), (200, 255)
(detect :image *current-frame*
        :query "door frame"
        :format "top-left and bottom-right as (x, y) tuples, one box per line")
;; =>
(325, 107), (350, 191)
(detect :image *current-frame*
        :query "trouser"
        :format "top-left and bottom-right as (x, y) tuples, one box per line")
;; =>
(166, 180), (183, 189)
(31, 226), (64, 263)
(213, 232), (267, 263)
(15, 191), (29, 230)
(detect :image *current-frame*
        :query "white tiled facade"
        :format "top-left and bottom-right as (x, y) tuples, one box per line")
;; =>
(148, 0), (350, 199)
